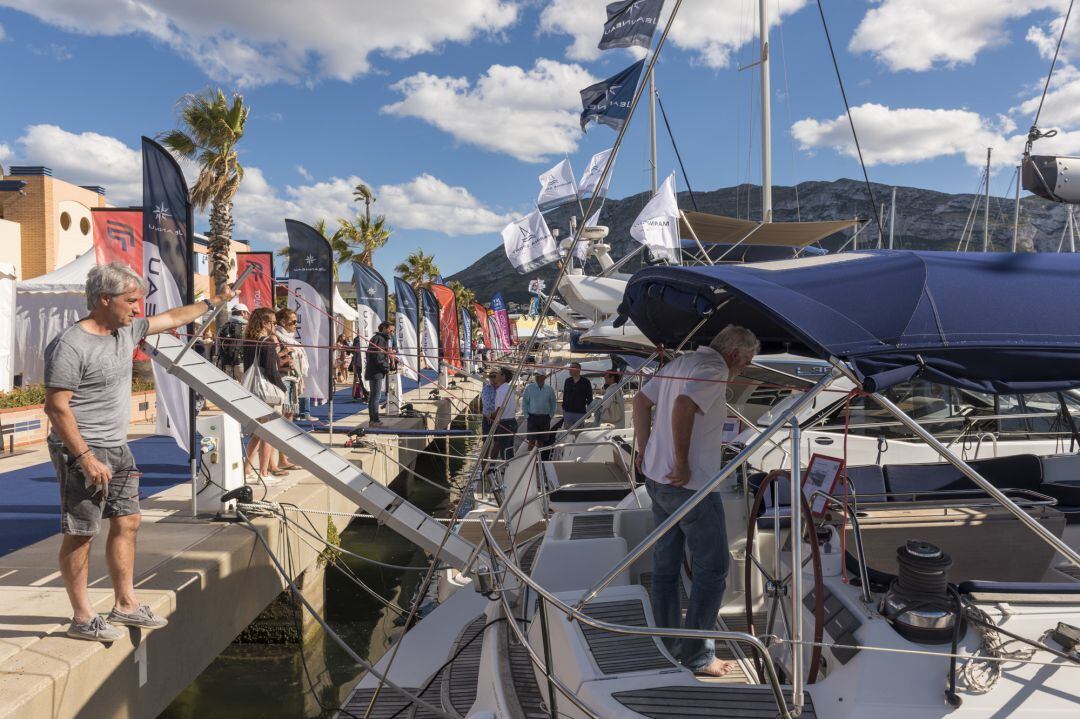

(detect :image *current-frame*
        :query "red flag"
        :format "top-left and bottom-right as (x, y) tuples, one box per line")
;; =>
(235, 252), (274, 309)
(92, 208), (147, 360)
(473, 301), (492, 348)
(510, 318), (519, 346)
(430, 284), (461, 370)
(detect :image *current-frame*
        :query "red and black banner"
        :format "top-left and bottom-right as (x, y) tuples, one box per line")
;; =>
(235, 252), (274, 310)
(92, 207), (147, 360)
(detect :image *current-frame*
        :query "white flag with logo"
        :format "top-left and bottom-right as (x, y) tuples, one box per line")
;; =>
(537, 159), (579, 212)
(630, 173), (680, 263)
(501, 209), (561, 274)
(579, 148), (614, 197)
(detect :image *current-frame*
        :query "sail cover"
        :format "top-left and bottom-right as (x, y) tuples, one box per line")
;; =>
(679, 212), (857, 247)
(617, 250), (1080, 394)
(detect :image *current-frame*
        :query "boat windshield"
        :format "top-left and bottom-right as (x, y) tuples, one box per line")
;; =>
(809, 379), (1080, 442)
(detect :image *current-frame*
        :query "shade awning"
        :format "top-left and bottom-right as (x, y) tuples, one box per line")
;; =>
(616, 250), (1080, 394)
(678, 212), (858, 247)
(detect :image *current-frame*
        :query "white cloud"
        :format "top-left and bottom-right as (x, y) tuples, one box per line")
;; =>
(0, 0), (517, 86)
(849, 1), (1057, 72)
(791, 103), (1019, 168)
(13, 124), (144, 203)
(382, 59), (597, 162)
(296, 165), (312, 181)
(539, 0), (807, 69)
(233, 170), (514, 245)
(0, 23), (6, 41)
(2, 124), (512, 245)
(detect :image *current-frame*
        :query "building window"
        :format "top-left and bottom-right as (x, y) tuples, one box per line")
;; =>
(80, 217), (90, 235)
(60, 211), (71, 230)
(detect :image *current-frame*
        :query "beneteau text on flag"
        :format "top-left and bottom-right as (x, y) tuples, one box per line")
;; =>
(580, 59), (645, 132)
(599, 0), (666, 51)
(394, 278), (420, 381)
(285, 219), (333, 402)
(235, 252), (274, 309)
(537, 159), (579, 212)
(579, 148), (615, 197)
(501, 209), (561, 274)
(460, 308), (472, 361)
(142, 137), (194, 453)
(420, 286), (441, 372)
(351, 261), (388, 379)
(630, 173), (680, 262)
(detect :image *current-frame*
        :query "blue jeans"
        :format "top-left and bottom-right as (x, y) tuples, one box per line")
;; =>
(645, 478), (730, 670)
(367, 373), (385, 423)
(562, 410), (586, 430)
(298, 396), (310, 416)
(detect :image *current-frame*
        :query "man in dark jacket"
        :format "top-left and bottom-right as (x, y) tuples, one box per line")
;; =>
(216, 304), (249, 380)
(562, 361), (593, 429)
(364, 321), (395, 426)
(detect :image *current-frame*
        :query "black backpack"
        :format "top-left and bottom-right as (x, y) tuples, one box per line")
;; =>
(218, 320), (246, 366)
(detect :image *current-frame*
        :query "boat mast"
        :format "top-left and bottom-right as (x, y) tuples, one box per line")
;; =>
(888, 186), (897, 249)
(1012, 163), (1021, 252)
(983, 147), (991, 251)
(759, 0), (772, 223)
(649, 68), (658, 193)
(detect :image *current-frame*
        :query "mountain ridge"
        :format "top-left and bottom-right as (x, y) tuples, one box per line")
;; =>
(448, 178), (1071, 304)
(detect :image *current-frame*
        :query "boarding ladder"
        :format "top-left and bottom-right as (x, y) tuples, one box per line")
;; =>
(143, 330), (480, 571)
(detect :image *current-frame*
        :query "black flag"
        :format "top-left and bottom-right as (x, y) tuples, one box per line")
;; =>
(598, 0), (665, 51)
(580, 59), (645, 131)
(351, 262), (388, 377)
(142, 136), (193, 453)
(285, 219), (333, 402)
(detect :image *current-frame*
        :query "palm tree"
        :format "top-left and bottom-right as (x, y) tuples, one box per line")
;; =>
(447, 280), (475, 314)
(160, 89), (250, 292)
(336, 213), (390, 266)
(394, 249), (440, 290)
(354, 183), (375, 223)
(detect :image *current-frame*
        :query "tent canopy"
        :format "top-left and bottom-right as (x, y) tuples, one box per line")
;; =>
(678, 212), (858, 247)
(18, 249), (95, 293)
(333, 285), (359, 322)
(617, 250), (1080, 394)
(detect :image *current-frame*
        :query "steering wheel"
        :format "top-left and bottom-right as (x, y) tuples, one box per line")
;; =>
(743, 470), (825, 684)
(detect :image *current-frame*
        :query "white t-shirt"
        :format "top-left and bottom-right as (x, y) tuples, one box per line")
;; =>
(640, 347), (730, 491)
(493, 382), (518, 422)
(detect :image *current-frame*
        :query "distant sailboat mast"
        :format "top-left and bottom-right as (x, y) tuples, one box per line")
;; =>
(759, 0), (772, 223)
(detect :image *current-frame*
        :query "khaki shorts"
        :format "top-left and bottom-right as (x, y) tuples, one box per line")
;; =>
(48, 440), (141, 536)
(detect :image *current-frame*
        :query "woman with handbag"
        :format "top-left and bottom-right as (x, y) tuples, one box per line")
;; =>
(242, 307), (288, 482)
(274, 308), (306, 470)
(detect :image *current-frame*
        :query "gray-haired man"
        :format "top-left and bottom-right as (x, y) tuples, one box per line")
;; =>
(44, 261), (234, 642)
(632, 324), (760, 677)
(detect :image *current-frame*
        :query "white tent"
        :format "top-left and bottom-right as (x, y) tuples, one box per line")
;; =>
(333, 285), (359, 331)
(15, 250), (95, 384)
(0, 263), (17, 392)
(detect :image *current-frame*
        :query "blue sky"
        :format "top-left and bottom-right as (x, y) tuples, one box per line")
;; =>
(2, 1), (1079, 285)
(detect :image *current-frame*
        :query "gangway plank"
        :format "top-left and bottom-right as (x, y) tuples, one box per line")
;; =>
(143, 331), (481, 571)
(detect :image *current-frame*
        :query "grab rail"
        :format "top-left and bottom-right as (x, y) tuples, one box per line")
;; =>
(476, 516), (794, 719)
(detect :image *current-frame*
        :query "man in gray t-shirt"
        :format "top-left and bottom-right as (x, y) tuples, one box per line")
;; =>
(44, 262), (235, 643)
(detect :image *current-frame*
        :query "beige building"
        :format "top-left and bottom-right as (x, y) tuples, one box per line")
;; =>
(0, 166), (107, 280)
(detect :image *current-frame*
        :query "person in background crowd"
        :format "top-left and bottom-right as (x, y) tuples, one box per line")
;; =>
(476, 337), (487, 363)
(595, 370), (626, 428)
(632, 324), (759, 678)
(561, 361), (593, 429)
(216, 304), (249, 381)
(44, 261), (234, 642)
(243, 308), (288, 482)
(274, 308), (305, 470)
(488, 366), (519, 460)
(365, 321), (394, 427)
(521, 370), (557, 450)
(334, 332), (351, 384)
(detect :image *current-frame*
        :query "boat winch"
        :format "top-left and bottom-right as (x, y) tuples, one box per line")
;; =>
(881, 540), (958, 644)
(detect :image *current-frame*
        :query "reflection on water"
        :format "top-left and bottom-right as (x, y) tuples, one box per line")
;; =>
(160, 431), (475, 719)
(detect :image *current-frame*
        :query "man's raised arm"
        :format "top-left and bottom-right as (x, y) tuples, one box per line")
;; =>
(145, 286), (236, 336)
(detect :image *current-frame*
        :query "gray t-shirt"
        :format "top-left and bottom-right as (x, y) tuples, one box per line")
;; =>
(44, 318), (150, 447)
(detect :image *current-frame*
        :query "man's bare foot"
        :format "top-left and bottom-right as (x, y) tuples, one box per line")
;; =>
(693, 658), (736, 677)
